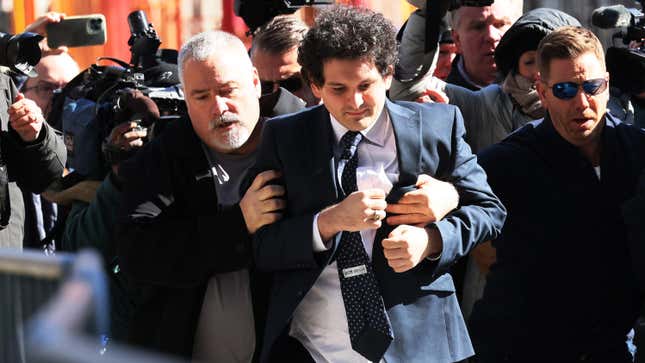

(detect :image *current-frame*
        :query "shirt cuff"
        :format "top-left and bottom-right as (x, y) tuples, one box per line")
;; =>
(312, 213), (333, 252)
(425, 225), (443, 261)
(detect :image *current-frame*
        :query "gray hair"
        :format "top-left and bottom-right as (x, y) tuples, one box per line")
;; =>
(178, 30), (251, 85)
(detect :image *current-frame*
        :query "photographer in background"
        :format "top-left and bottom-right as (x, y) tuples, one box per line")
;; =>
(54, 97), (151, 342)
(17, 26), (80, 248)
(20, 52), (79, 250)
(0, 15), (67, 249)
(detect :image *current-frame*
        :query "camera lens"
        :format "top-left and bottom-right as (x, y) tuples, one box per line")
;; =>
(89, 18), (102, 31)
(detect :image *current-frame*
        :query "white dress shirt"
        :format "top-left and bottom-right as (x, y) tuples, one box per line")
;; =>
(289, 109), (399, 363)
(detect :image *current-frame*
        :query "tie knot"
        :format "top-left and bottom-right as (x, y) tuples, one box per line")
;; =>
(339, 131), (362, 160)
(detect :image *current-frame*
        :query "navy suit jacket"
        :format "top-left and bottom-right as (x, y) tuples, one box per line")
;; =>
(250, 100), (506, 363)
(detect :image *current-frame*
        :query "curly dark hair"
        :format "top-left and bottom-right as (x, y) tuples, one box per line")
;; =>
(298, 6), (398, 87)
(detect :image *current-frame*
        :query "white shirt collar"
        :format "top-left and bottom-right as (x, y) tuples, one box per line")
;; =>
(328, 107), (390, 147)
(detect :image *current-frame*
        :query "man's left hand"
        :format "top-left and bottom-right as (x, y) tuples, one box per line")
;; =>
(9, 93), (44, 142)
(382, 225), (442, 273)
(385, 174), (459, 227)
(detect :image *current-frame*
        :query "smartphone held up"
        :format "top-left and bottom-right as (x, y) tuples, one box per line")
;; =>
(46, 14), (107, 48)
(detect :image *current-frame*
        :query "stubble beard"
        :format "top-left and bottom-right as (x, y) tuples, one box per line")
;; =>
(209, 113), (250, 151)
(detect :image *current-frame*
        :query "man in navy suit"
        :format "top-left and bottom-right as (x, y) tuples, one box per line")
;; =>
(249, 6), (506, 363)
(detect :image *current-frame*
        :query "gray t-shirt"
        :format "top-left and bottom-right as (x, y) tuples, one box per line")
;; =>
(204, 145), (257, 205)
(192, 144), (257, 363)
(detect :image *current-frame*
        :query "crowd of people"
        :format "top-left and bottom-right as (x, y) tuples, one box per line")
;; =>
(1, 1), (645, 362)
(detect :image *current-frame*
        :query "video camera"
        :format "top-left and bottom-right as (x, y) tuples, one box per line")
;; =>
(0, 31), (43, 77)
(127, 10), (162, 69)
(50, 10), (185, 183)
(592, 1), (645, 44)
(592, 1), (645, 95)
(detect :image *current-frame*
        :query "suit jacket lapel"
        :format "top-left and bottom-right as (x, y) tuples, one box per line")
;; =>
(374, 101), (424, 308)
(308, 106), (340, 205)
(386, 100), (421, 188)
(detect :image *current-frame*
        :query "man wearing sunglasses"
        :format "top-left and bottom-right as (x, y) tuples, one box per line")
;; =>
(468, 26), (645, 362)
(251, 15), (319, 108)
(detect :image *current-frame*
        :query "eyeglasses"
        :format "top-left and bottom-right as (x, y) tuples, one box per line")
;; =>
(549, 78), (608, 100)
(22, 82), (62, 97)
(260, 75), (304, 95)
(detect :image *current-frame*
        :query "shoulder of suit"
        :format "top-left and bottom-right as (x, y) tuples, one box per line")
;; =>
(391, 99), (458, 117)
(265, 104), (326, 129)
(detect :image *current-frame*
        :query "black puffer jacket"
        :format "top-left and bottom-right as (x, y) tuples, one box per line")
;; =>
(0, 72), (66, 229)
(494, 8), (581, 78)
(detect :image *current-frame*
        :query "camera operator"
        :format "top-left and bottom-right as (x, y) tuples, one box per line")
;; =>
(53, 112), (149, 342)
(591, 3), (645, 128)
(606, 42), (645, 128)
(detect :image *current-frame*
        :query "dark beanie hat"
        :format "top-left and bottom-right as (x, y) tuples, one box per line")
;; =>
(494, 8), (581, 77)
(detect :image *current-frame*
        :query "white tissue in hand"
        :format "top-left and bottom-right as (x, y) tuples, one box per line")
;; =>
(356, 164), (393, 194)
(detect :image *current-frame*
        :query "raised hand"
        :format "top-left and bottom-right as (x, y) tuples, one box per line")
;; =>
(9, 93), (44, 142)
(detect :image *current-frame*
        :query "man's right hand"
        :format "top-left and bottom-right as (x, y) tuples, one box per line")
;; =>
(24, 12), (68, 55)
(106, 121), (148, 177)
(317, 188), (387, 242)
(240, 170), (285, 234)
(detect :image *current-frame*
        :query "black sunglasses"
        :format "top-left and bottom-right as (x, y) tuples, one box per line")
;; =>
(260, 75), (304, 95)
(550, 78), (608, 100)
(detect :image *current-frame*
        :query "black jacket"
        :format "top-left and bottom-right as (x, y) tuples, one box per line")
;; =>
(471, 113), (645, 361)
(116, 87), (305, 358)
(116, 117), (252, 356)
(0, 72), (66, 229)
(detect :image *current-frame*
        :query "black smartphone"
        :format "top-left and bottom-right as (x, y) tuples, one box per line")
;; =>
(46, 14), (107, 48)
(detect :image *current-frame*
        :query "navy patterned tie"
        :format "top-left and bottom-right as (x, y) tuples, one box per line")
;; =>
(336, 130), (393, 362)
